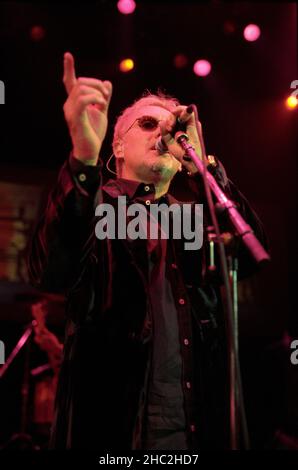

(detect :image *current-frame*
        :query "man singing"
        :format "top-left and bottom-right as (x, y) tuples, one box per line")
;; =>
(28, 52), (266, 450)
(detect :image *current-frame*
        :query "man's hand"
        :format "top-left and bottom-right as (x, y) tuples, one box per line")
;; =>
(159, 105), (207, 175)
(63, 52), (113, 165)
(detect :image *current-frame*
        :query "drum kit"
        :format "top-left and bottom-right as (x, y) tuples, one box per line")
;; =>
(0, 289), (65, 450)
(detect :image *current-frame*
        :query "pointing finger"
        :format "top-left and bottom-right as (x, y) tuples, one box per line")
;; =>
(63, 52), (77, 95)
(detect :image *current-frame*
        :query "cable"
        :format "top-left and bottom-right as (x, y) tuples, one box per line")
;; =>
(106, 153), (117, 175)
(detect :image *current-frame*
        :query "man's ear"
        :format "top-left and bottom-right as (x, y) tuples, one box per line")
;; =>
(113, 139), (124, 159)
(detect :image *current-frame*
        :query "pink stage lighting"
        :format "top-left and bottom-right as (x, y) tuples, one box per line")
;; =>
(193, 60), (211, 77)
(117, 0), (136, 15)
(243, 24), (261, 42)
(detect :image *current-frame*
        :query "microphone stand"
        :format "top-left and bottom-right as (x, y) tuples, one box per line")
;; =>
(177, 132), (270, 449)
(178, 134), (269, 266)
(0, 321), (37, 449)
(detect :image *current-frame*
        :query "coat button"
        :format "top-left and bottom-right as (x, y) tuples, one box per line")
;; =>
(179, 298), (185, 305)
(190, 424), (196, 433)
(78, 173), (87, 182)
(144, 185), (150, 192)
(145, 200), (151, 205)
(186, 381), (191, 389)
(183, 338), (189, 346)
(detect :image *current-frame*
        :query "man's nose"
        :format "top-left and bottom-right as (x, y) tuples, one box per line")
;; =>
(153, 125), (162, 138)
(154, 119), (170, 139)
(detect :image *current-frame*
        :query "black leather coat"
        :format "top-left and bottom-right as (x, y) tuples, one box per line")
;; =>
(28, 158), (267, 450)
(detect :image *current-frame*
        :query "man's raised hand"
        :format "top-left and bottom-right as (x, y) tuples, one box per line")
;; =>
(63, 52), (113, 165)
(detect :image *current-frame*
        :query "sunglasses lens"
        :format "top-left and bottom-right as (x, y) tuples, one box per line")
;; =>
(138, 116), (159, 131)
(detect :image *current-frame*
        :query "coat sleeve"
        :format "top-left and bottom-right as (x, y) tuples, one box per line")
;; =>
(27, 156), (103, 293)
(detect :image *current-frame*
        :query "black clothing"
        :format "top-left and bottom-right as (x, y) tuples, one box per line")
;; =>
(28, 156), (267, 450)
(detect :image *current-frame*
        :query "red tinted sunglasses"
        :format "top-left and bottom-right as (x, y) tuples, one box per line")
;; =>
(123, 115), (162, 135)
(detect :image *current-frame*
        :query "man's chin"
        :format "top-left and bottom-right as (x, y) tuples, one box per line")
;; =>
(150, 161), (178, 179)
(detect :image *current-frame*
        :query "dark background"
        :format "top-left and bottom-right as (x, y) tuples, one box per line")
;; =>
(0, 1), (297, 449)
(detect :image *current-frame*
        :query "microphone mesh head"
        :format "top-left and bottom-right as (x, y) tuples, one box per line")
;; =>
(155, 138), (168, 154)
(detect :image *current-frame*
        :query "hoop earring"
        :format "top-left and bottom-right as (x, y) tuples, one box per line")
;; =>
(106, 153), (117, 176)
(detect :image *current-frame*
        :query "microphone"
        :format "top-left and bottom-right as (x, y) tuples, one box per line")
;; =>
(155, 119), (187, 154)
(155, 137), (168, 154)
(155, 105), (193, 155)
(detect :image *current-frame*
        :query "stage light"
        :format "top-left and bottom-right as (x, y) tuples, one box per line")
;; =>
(223, 20), (236, 35)
(119, 58), (134, 72)
(30, 25), (46, 41)
(117, 0), (136, 15)
(286, 95), (298, 110)
(173, 54), (188, 69)
(243, 24), (261, 42)
(193, 60), (211, 77)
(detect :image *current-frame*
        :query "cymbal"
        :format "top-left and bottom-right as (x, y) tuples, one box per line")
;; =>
(14, 291), (65, 304)
(0, 281), (65, 325)
(0, 280), (65, 304)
